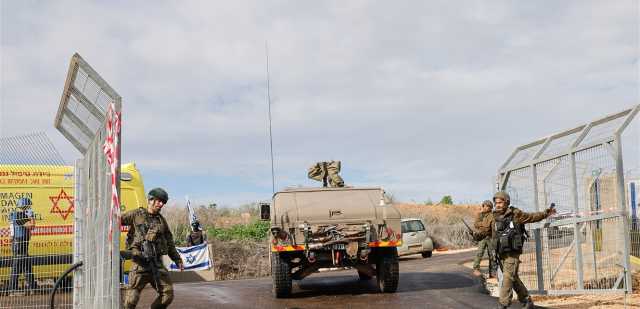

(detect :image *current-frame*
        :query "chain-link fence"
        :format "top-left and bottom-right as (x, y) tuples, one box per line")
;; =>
(499, 105), (639, 295)
(55, 53), (121, 309)
(0, 133), (73, 308)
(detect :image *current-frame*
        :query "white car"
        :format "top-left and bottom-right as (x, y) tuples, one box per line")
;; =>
(398, 218), (434, 258)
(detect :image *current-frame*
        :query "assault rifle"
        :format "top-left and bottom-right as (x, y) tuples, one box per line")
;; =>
(463, 218), (497, 275)
(461, 219), (481, 242)
(136, 223), (162, 290)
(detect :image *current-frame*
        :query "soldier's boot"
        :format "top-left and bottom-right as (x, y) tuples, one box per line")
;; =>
(521, 296), (534, 309)
(496, 304), (508, 309)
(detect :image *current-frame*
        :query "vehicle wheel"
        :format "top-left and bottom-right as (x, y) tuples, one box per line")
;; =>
(421, 251), (432, 258)
(357, 270), (373, 281)
(271, 252), (292, 298)
(376, 248), (399, 293)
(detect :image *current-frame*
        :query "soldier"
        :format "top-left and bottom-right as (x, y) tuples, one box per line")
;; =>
(122, 188), (184, 309)
(476, 191), (555, 309)
(186, 221), (206, 246)
(472, 200), (496, 278)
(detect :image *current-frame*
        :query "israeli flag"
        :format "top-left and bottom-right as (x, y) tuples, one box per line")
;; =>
(164, 243), (212, 271)
(186, 196), (198, 226)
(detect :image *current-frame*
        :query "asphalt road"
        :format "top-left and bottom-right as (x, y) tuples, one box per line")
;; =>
(137, 251), (504, 309)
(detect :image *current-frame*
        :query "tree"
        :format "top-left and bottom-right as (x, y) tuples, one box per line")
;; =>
(440, 195), (453, 205)
(424, 198), (433, 205)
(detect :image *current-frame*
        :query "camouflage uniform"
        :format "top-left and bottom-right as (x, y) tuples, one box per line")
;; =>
(472, 211), (496, 273)
(307, 161), (344, 187)
(122, 207), (183, 309)
(186, 230), (206, 246)
(477, 206), (551, 307)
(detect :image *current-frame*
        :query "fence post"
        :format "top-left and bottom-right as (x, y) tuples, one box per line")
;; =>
(614, 135), (633, 293)
(531, 163), (545, 293)
(569, 152), (585, 290)
(73, 159), (85, 309)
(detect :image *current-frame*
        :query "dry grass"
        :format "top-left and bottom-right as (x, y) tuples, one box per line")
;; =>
(162, 203), (481, 280)
(394, 203), (481, 249)
(208, 239), (270, 280)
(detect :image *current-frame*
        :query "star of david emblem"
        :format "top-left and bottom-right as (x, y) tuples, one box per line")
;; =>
(50, 188), (75, 220)
(186, 254), (197, 264)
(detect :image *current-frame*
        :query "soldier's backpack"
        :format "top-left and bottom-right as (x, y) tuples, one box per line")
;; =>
(495, 207), (528, 254)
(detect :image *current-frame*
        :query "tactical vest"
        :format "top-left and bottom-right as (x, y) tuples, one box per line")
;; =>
(495, 207), (527, 254)
(125, 209), (171, 256)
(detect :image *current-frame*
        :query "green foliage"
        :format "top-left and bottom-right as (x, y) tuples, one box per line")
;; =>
(440, 195), (453, 205)
(207, 220), (270, 242)
(172, 223), (191, 246)
(424, 198), (433, 205)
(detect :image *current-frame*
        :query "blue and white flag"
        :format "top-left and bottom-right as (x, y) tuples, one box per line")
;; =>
(186, 196), (198, 226)
(164, 243), (212, 271)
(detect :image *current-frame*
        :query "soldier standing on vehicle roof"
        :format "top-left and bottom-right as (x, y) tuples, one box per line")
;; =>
(122, 188), (184, 309)
(8, 197), (37, 294)
(472, 200), (497, 278)
(476, 191), (555, 309)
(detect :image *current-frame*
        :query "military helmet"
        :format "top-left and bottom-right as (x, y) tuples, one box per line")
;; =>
(16, 197), (32, 208)
(493, 191), (510, 205)
(148, 187), (169, 204)
(191, 221), (200, 230)
(481, 200), (494, 208)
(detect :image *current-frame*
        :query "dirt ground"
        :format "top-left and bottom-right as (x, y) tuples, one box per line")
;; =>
(466, 259), (640, 309)
(531, 293), (640, 309)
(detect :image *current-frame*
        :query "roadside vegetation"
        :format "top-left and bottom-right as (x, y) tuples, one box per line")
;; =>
(394, 203), (479, 249)
(162, 201), (480, 280)
(163, 203), (271, 279)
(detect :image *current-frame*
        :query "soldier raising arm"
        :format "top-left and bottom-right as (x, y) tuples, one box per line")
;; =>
(122, 188), (184, 309)
(484, 191), (555, 309)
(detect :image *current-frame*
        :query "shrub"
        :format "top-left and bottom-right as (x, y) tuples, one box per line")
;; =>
(172, 223), (191, 246)
(209, 238), (270, 280)
(207, 220), (270, 242)
(440, 195), (454, 205)
(395, 203), (479, 249)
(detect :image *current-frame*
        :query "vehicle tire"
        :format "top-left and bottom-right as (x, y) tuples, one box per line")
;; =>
(271, 252), (292, 298)
(421, 251), (432, 258)
(357, 270), (373, 281)
(376, 248), (399, 293)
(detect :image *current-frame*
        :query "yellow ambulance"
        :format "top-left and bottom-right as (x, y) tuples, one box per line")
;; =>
(0, 163), (146, 282)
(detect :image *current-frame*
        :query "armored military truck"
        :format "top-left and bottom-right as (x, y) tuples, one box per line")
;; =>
(261, 187), (402, 298)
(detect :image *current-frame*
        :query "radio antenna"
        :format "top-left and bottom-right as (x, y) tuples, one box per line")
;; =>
(265, 41), (276, 194)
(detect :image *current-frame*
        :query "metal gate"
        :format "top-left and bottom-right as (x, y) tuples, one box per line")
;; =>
(498, 105), (638, 295)
(0, 133), (72, 309)
(54, 53), (122, 308)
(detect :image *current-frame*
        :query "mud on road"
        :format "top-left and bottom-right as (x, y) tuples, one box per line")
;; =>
(134, 251), (506, 309)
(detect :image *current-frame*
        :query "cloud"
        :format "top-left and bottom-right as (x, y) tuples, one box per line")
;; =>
(1, 1), (638, 206)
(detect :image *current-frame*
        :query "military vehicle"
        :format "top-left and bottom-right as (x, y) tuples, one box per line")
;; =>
(261, 187), (403, 298)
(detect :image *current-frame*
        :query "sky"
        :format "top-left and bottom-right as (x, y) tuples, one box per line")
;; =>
(0, 1), (639, 207)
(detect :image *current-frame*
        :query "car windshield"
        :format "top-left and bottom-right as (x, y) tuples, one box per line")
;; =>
(401, 220), (425, 233)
